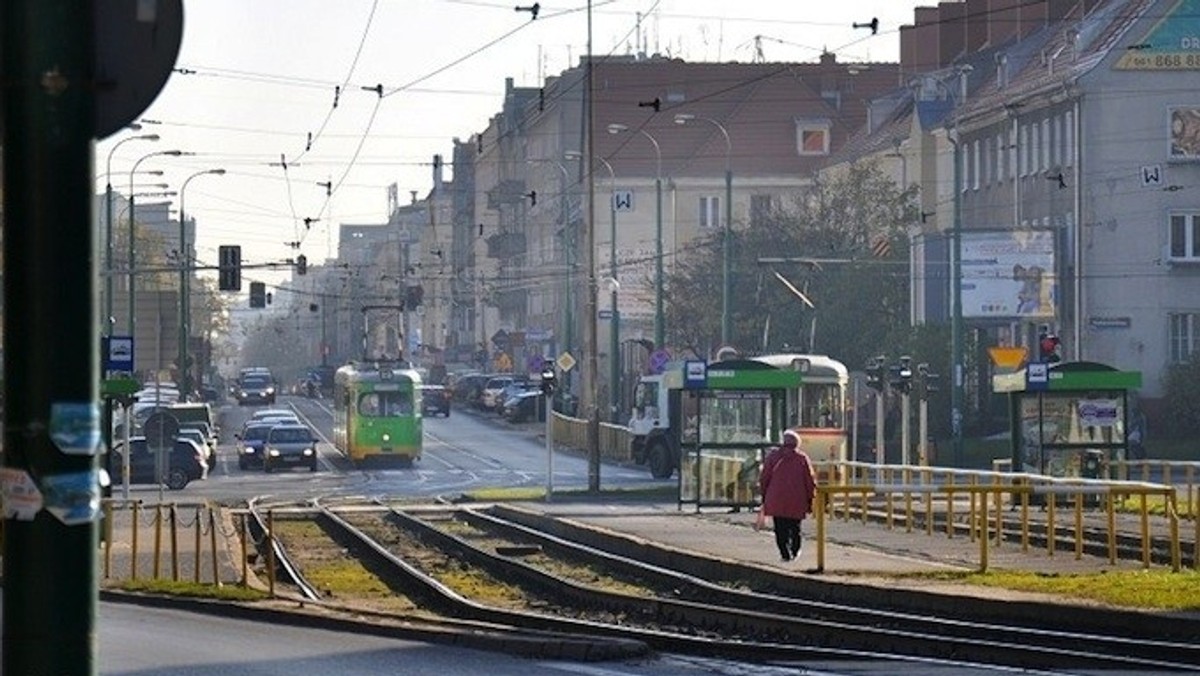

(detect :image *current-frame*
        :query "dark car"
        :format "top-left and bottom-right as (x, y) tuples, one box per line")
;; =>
(420, 384), (451, 417)
(236, 376), (276, 406)
(110, 437), (208, 490)
(503, 389), (546, 423)
(263, 424), (319, 473)
(235, 422), (275, 470)
(451, 373), (490, 407)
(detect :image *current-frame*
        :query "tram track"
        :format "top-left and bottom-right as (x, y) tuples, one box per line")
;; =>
(252, 501), (1200, 671)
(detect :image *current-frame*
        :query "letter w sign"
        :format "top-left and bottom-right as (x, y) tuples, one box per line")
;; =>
(612, 190), (634, 212)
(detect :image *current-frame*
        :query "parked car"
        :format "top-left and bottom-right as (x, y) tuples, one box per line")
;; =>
(479, 376), (518, 411)
(234, 422), (274, 470)
(502, 389), (547, 423)
(262, 424), (319, 473)
(110, 437), (208, 490)
(451, 373), (490, 407)
(419, 384), (451, 417)
(174, 428), (212, 466)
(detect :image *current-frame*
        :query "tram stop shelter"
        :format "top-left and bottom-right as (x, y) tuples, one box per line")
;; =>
(674, 359), (801, 511)
(992, 361), (1142, 481)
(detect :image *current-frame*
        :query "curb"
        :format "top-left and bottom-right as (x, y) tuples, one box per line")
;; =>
(99, 589), (649, 661)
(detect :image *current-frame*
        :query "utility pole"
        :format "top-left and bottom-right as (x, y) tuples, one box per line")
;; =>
(584, 0), (601, 492)
(3, 3), (99, 672)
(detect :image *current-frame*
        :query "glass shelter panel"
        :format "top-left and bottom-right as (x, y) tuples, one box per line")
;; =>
(1017, 392), (1127, 478)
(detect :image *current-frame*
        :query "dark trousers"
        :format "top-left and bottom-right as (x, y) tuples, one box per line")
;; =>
(773, 516), (802, 559)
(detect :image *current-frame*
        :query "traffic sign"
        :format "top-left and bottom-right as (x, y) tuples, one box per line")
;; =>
(556, 351), (577, 372)
(0, 468), (43, 521)
(526, 354), (546, 373)
(103, 335), (135, 372)
(988, 346), (1028, 370)
(94, 0), (184, 138)
(143, 411), (179, 450)
(649, 349), (671, 374)
(1025, 362), (1049, 391)
(598, 309), (614, 320)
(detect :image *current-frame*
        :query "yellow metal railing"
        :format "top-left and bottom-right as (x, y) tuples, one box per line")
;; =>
(809, 464), (1187, 575)
(549, 411), (632, 463)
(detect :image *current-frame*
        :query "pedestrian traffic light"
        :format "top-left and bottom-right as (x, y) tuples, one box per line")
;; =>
(296, 254), (307, 276)
(218, 245), (242, 291)
(916, 362), (939, 396)
(249, 281), (266, 308)
(1038, 330), (1062, 364)
(540, 366), (557, 396)
(865, 356), (885, 391)
(890, 356), (913, 394)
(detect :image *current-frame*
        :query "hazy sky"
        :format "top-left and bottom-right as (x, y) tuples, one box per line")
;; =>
(96, 0), (919, 290)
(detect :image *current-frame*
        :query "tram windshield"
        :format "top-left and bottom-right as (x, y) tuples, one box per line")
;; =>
(358, 390), (414, 417)
(786, 383), (844, 429)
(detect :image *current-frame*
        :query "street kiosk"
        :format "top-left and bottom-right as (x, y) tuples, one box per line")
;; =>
(670, 359), (801, 511)
(993, 361), (1142, 480)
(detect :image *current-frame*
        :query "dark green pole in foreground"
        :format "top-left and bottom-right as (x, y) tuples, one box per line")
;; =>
(3, 3), (100, 674)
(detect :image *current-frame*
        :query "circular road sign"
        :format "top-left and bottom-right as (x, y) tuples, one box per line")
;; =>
(142, 411), (179, 450)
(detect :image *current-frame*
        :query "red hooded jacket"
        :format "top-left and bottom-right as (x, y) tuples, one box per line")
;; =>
(759, 433), (817, 519)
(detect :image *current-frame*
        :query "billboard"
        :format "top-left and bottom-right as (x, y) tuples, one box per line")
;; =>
(1170, 107), (1200, 161)
(960, 230), (1056, 319)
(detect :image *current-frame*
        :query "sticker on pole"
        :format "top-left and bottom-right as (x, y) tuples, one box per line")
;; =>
(50, 402), (101, 456)
(0, 468), (44, 520)
(40, 470), (102, 526)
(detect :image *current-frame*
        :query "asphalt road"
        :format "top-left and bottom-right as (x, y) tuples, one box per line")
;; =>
(121, 396), (664, 505)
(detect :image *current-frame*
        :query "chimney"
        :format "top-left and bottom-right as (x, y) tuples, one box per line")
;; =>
(915, 7), (942, 69)
(1020, 0), (1049, 38)
(966, 0), (989, 50)
(939, 2), (968, 65)
(819, 51), (837, 65)
(432, 154), (444, 192)
(988, 0), (1021, 46)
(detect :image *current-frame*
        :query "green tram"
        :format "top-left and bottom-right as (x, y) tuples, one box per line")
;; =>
(332, 361), (423, 466)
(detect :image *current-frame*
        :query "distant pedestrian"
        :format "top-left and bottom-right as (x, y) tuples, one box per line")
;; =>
(759, 430), (817, 562)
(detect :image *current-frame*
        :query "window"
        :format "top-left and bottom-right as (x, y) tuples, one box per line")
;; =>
(795, 120), (830, 155)
(1169, 313), (1200, 363)
(699, 196), (721, 228)
(1169, 212), (1200, 260)
(750, 194), (775, 227)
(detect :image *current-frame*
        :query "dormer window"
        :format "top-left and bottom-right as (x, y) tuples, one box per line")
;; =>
(796, 118), (831, 156)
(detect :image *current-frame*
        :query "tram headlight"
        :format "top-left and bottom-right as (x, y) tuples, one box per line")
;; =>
(381, 433), (391, 442)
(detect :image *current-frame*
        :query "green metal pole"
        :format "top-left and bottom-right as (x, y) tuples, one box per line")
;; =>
(610, 200), (620, 423)
(951, 134), (964, 466)
(654, 176), (664, 348)
(127, 193), (136, 340)
(179, 186), (188, 396)
(3, 2), (99, 672)
(722, 167), (732, 345)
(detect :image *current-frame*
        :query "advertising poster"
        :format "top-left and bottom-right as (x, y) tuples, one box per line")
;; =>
(960, 230), (1056, 319)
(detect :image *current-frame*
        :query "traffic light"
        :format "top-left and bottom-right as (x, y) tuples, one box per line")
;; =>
(249, 281), (266, 308)
(916, 363), (940, 397)
(865, 356), (886, 391)
(890, 356), (913, 394)
(1038, 330), (1062, 364)
(540, 366), (557, 396)
(296, 254), (307, 276)
(218, 245), (242, 291)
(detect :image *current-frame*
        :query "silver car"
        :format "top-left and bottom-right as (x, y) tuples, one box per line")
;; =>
(262, 424), (319, 473)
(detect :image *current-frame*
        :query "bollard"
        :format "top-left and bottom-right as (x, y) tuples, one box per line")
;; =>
(209, 506), (220, 587)
(267, 510), (277, 597)
(240, 514), (249, 586)
(103, 501), (114, 580)
(131, 501), (140, 581)
(153, 504), (163, 579)
(1074, 492), (1084, 560)
(194, 506), (203, 584)
(170, 503), (179, 581)
(1047, 493), (1057, 557)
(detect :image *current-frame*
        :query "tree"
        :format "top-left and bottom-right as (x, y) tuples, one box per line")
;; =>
(664, 159), (918, 370)
(1162, 352), (1200, 438)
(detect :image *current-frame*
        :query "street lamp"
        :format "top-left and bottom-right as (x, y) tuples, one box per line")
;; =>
(566, 149), (620, 421)
(179, 168), (226, 397)
(674, 113), (733, 345)
(128, 149), (185, 341)
(105, 133), (159, 337)
(606, 123), (663, 348)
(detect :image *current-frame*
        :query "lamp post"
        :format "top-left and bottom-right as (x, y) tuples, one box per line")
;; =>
(128, 149), (184, 342)
(606, 123), (662, 348)
(105, 133), (158, 338)
(566, 150), (619, 421)
(674, 114), (732, 345)
(178, 168), (225, 397)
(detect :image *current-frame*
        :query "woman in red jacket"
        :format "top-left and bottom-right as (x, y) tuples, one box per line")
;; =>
(759, 430), (817, 562)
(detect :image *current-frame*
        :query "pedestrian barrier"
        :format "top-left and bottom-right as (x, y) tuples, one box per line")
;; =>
(100, 499), (251, 588)
(993, 456), (1199, 519)
(806, 462), (1189, 574)
(549, 411), (632, 463)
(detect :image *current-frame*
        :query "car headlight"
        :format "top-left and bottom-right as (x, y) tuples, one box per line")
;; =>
(381, 433), (390, 442)
(303, 448), (314, 456)
(268, 448), (280, 457)
(266, 387), (275, 394)
(240, 390), (248, 397)
(243, 447), (256, 454)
